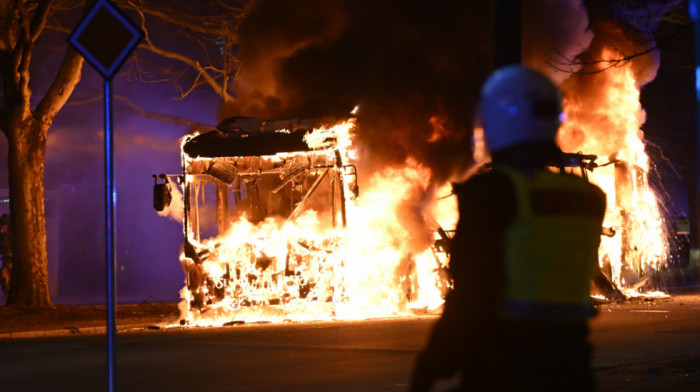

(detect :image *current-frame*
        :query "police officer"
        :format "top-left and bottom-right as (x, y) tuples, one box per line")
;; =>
(410, 65), (606, 391)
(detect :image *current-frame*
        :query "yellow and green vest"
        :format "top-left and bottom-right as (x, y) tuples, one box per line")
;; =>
(495, 164), (606, 320)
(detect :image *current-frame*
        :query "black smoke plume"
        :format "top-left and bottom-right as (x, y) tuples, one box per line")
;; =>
(227, 0), (493, 184)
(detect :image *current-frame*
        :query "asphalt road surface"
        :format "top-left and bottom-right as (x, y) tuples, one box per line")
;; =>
(2, 294), (700, 391)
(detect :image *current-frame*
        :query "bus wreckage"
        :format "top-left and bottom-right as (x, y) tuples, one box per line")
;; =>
(153, 116), (454, 325)
(153, 115), (662, 326)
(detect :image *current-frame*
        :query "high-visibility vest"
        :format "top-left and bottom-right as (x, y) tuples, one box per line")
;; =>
(495, 164), (606, 320)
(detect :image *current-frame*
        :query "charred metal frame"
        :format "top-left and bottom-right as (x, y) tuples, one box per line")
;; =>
(181, 147), (357, 245)
(154, 117), (362, 312)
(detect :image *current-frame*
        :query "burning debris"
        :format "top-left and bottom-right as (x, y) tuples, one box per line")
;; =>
(154, 115), (456, 325)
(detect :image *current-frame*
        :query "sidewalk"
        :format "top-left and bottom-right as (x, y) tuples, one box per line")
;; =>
(0, 301), (180, 339)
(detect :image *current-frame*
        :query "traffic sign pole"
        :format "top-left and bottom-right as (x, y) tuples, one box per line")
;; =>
(67, 1), (143, 390)
(105, 79), (117, 392)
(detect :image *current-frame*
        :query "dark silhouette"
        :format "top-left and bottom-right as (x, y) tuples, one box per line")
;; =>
(411, 66), (606, 391)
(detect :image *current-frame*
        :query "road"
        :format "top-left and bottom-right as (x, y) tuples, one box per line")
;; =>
(1, 294), (700, 391)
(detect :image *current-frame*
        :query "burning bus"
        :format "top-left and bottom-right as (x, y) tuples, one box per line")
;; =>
(153, 116), (454, 325)
(154, 63), (674, 326)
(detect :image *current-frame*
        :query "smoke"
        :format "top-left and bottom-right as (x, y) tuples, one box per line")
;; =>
(157, 177), (184, 223)
(522, 0), (594, 84)
(227, 0), (493, 184)
(563, 0), (682, 86)
(210, 0), (682, 257)
(222, 0), (610, 256)
(228, 0), (663, 182)
(555, 0), (683, 156)
(522, 0), (681, 88)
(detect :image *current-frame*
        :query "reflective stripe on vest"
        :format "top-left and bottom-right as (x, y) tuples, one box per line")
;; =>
(495, 165), (606, 320)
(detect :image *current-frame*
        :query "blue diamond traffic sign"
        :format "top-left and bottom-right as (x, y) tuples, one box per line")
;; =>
(68, 0), (143, 80)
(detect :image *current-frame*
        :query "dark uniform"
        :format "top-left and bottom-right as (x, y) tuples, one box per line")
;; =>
(411, 142), (606, 391)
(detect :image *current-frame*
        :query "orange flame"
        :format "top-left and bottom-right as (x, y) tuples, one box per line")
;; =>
(559, 53), (669, 296)
(177, 118), (458, 326)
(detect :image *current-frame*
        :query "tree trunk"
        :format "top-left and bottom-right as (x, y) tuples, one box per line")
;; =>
(1, 2), (83, 308)
(6, 113), (51, 307)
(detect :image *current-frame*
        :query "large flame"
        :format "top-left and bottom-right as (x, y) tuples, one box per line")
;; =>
(169, 50), (673, 326)
(559, 53), (669, 297)
(177, 119), (458, 326)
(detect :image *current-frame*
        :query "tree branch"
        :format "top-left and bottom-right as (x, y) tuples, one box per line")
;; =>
(43, 22), (70, 34)
(547, 44), (659, 75)
(12, 1), (34, 114)
(547, 20), (692, 75)
(63, 91), (216, 130)
(114, 95), (215, 130)
(139, 41), (232, 102)
(120, 0), (247, 37)
(213, 0), (249, 13)
(34, 47), (83, 127)
(29, 0), (53, 42)
(120, 1), (242, 104)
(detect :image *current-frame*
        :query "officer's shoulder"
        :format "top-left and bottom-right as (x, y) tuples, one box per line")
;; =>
(459, 168), (509, 186)
(453, 170), (512, 199)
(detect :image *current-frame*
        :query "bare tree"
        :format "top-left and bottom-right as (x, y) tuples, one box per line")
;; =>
(0, 0), (247, 308)
(0, 0), (84, 307)
(120, 0), (247, 105)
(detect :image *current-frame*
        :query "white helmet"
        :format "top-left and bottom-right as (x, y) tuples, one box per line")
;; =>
(478, 65), (563, 153)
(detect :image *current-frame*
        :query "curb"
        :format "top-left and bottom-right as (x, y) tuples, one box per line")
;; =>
(0, 323), (166, 340)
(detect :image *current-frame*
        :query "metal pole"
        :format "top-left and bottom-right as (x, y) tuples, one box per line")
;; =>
(104, 79), (117, 392)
